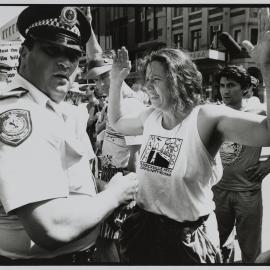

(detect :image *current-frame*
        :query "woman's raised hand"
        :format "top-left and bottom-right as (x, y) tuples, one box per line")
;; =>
(242, 8), (270, 75)
(110, 46), (131, 82)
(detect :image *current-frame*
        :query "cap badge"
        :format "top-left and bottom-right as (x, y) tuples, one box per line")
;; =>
(60, 7), (77, 27)
(0, 109), (32, 146)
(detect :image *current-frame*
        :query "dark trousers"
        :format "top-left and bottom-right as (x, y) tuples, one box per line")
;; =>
(0, 246), (96, 265)
(119, 206), (221, 265)
(213, 187), (262, 263)
(93, 237), (120, 263)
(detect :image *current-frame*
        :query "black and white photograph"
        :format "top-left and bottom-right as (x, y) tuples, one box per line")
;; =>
(0, 1), (269, 268)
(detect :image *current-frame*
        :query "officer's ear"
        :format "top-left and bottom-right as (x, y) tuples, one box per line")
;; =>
(18, 45), (31, 72)
(20, 45), (29, 60)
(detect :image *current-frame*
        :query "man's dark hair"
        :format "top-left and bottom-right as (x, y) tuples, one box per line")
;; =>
(22, 36), (35, 51)
(216, 65), (251, 91)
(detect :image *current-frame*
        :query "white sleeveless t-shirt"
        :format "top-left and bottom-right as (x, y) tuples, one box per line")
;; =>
(136, 106), (223, 222)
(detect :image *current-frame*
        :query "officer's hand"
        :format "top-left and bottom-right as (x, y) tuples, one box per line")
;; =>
(242, 8), (270, 74)
(110, 46), (131, 82)
(106, 172), (139, 205)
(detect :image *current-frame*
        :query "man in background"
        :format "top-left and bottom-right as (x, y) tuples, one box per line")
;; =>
(213, 65), (270, 263)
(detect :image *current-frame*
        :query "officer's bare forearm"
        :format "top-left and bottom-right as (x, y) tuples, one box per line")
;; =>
(15, 190), (120, 250)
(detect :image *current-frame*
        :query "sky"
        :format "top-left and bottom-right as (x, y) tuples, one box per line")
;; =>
(0, 6), (26, 28)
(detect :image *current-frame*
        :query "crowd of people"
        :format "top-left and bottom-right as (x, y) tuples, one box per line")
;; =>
(0, 4), (270, 265)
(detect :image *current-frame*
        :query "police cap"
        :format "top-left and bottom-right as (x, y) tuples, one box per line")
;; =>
(17, 5), (91, 53)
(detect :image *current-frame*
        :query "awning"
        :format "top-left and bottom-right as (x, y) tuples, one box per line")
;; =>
(188, 49), (225, 61)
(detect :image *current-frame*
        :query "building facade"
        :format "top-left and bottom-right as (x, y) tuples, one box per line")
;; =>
(0, 6), (262, 100)
(88, 6), (261, 100)
(0, 16), (21, 41)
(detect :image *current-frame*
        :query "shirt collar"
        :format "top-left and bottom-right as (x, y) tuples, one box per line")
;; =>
(8, 73), (66, 118)
(8, 73), (50, 107)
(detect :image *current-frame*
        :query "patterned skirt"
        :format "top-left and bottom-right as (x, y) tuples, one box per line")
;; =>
(99, 165), (126, 239)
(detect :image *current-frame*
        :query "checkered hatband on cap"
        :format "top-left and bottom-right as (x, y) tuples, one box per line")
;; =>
(25, 18), (80, 37)
(17, 6), (92, 52)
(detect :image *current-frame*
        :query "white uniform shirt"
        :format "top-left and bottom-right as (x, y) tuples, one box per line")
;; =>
(0, 74), (99, 259)
(136, 106), (223, 222)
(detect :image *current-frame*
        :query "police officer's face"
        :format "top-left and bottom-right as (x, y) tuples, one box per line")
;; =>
(22, 41), (80, 103)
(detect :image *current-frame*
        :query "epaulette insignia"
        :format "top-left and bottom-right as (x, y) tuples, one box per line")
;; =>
(0, 109), (32, 146)
(0, 87), (28, 100)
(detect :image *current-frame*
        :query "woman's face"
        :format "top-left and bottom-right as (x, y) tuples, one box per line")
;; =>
(145, 61), (172, 111)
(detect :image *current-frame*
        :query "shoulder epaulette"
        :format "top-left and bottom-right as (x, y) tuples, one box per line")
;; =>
(0, 87), (28, 100)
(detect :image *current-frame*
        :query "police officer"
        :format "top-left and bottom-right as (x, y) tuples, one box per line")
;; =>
(0, 5), (138, 265)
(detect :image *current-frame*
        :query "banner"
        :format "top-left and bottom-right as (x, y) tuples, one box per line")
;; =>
(0, 41), (21, 83)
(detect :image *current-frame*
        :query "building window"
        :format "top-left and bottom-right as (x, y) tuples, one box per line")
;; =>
(190, 7), (201, 13)
(145, 19), (153, 41)
(250, 28), (258, 45)
(91, 9), (99, 35)
(2, 31), (4, 39)
(106, 7), (111, 20)
(173, 7), (183, 17)
(144, 7), (154, 41)
(156, 7), (163, 13)
(153, 8), (163, 39)
(8, 26), (11, 36)
(12, 24), (15, 34)
(123, 7), (128, 17)
(113, 7), (120, 19)
(210, 24), (222, 49)
(174, 33), (183, 48)
(234, 29), (241, 44)
(146, 7), (152, 16)
(105, 35), (112, 50)
(250, 8), (258, 18)
(191, 29), (201, 51)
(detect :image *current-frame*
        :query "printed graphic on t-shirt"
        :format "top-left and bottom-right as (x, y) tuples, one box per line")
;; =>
(220, 141), (244, 166)
(140, 135), (182, 176)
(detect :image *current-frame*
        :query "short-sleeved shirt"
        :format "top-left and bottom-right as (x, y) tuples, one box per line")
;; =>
(215, 105), (262, 191)
(0, 74), (99, 259)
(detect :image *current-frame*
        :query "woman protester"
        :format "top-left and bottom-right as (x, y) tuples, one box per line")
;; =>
(108, 8), (270, 264)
